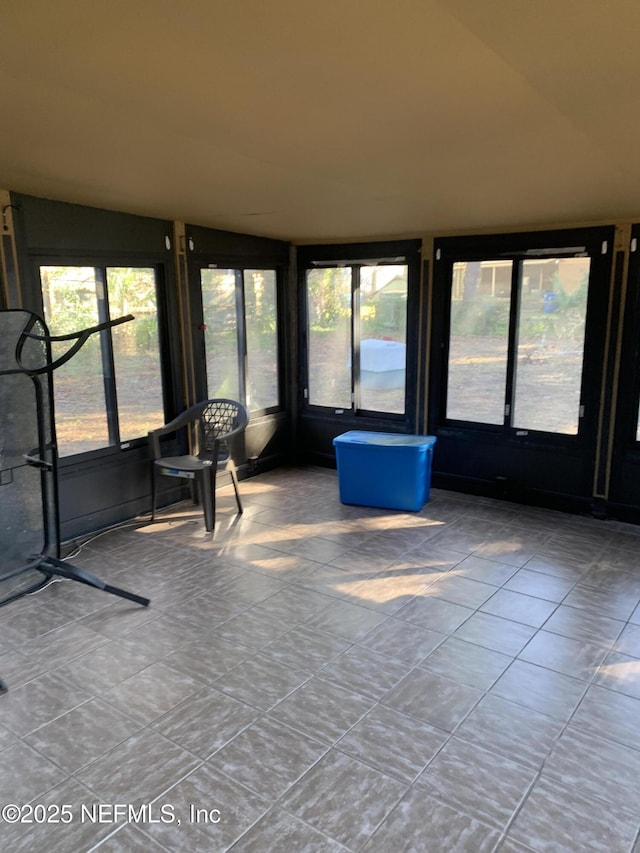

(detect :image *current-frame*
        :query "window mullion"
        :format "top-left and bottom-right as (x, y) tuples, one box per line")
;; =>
(352, 266), (360, 412)
(96, 267), (120, 446)
(503, 260), (521, 429)
(235, 270), (247, 406)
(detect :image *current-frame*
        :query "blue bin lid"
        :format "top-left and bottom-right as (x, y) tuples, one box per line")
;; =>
(333, 431), (436, 448)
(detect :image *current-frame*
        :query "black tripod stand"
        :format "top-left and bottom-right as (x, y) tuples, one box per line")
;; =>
(0, 310), (151, 694)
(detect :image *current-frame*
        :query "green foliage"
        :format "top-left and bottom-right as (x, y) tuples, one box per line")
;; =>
(307, 268), (351, 328)
(451, 298), (510, 336)
(451, 270), (589, 344)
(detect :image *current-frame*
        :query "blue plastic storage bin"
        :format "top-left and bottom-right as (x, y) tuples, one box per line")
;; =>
(332, 431), (437, 511)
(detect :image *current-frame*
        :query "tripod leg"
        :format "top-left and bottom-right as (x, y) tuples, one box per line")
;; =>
(43, 557), (150, 607)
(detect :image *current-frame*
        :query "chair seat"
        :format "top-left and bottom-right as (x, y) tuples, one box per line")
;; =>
(154, 455), (212, 472)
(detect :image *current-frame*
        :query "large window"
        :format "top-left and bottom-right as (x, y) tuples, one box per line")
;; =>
(445, 255), (591, 435)
(200, 267), (280, 412)
(305, 263), (409, 415)
(40, 265), (165, 456)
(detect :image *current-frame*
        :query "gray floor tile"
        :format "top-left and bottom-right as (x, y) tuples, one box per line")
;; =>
(213, 653), (309, 710)
(594, 650), (640, 699)
(162, 635), (254, 685)
(153, 687), (260, 758)
(480, 588), (558, 628)
(279, 749), (407, 850)
(423, 574), (497, 609)
(253, 585), (335, 622)
(343, 572), (436, 615)
(362, 787), (501, 853)
(382, 668), (483, 732)
(143, 762), (270, 851)
(336, 704), (448, 782)
(319, 644), (412, 700)
(0, 650), (46, 691)
(0, 740), (67, 804)
(571, 683), (640, 750)
(0, 724), (18, 751)
(542, 603), (625, 645)
(358, 616), (446, 665)
(491, 659), (587, 721)
(508, 776), (638, 852)
(75, 599), (159, 640)
(56, 639), (158, 694)
(306, 599), (386, 641)
(518, 629), (609, 680)
(261, 624), (351, 673)
(25, 697), (142, 773)
(580, 564), (640, 597)
(0, 672), (91, 736)
(214, 569), (288, 604)
(449, 553), (519, 586)
(613, 622), (640, 657)
(473, 532), (545, 566)
(542, 724), (640, 812)
(93, 824), (168, 851)
(208, 716), (327, 800)
(76, 728), (200, 803)
(402, 543), (470, 572)
(3, 470), (640, 853)
(523, 554), (590, 582)
(231, 807), (350, 851)
(394, 595), (474, 634)
(421, 636), (512, 689)
(452, 611), (536, 656)
(170, 592), (248, 631)
(455, 693), (564, 769)
(22, 619), (111, 667)
(562, 583), (638, 621)
(417, 736), (536, 830)
(269, 676), (374, 744)
(503, 567), (576, 601)
(101, 661), (203, 724)
(0, 777), (116, 853)
(212, 608), (294, 649)
(112, 613), (204, 656)
(496, 839), (538, 853)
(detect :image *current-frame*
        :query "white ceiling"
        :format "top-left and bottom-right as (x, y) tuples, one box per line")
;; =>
(1, 0), (640, 242)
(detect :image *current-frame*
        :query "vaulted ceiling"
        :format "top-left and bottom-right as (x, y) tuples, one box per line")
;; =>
(1, 0), (639, 242)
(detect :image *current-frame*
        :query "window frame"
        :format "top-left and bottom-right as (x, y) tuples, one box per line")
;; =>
(34, 253), (176, 465)
(193, 262), (286, 417)
(299, 240), (421, 424)
(431, 227), (614, 448)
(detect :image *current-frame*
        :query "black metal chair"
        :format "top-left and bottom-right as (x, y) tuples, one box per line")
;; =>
(149, 399), (249, 532)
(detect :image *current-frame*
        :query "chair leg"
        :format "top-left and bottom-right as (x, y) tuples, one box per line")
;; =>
(198, 469), (215, 532)
(151, 465), (158, 521)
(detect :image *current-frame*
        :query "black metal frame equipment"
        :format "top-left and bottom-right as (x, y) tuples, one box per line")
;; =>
(0, 310), (150, 694)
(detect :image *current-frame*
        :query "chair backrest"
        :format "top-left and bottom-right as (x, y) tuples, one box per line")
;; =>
(197, 399), (249, 459)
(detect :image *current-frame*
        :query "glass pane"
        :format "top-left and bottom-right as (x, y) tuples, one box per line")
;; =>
(107, 267), (164, 441)
(40, 266), (110, 456)
(201, 269), (240, 400)
(359, 264), (407, 413)
(513, 257), (590, 434)
(306, 267), (352, 408)
(244, 269), (279, 410)
(446, 260), (512, 424)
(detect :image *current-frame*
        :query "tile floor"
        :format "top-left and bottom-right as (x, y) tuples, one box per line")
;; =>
(1, 467), (640, 852)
